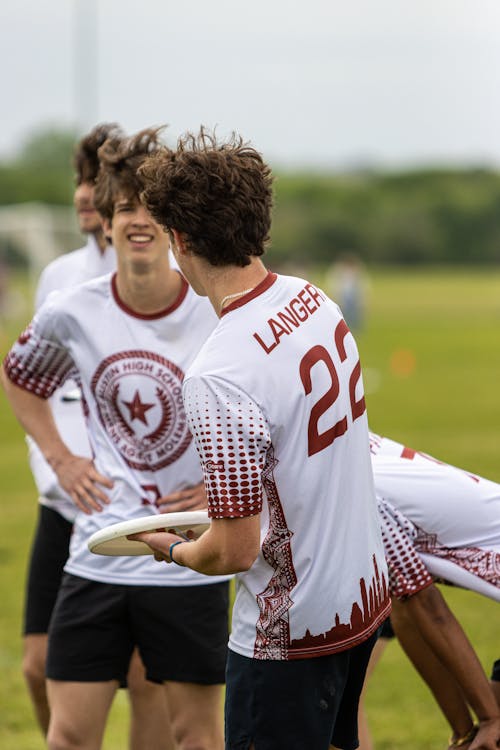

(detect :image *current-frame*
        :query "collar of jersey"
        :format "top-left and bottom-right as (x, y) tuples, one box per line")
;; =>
(220, 271), (278, 317)
(111, 271), (188, 320)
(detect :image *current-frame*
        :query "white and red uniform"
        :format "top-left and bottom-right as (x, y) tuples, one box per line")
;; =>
(370, 432), (500, 602)
(5, 272), (229, 587)
(28, 236), (117, 522)
(183, 272), (390, 661)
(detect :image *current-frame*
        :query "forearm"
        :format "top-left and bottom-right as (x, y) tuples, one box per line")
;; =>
(173, 528), (252, 575)
(391, 595), (473, 736)
(397, 586), (500, 722)
(1, 368), (71, 469)
(136, 516), (261, 576)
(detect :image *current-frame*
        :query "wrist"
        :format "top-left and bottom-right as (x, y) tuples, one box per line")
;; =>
(45, 444), (72, 472)
(449, 724), (478, 748)
(169, 540), (187, 566)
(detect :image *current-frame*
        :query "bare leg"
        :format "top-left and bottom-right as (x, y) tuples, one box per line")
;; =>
(126, 648), (174, 750)
(46, 679), (118, 750)
(23, 633), (50, 735)
(165, 681), (224, 750)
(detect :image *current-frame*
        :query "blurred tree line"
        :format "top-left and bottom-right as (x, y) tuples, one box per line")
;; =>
(0, 128), (77, 205)
(1, 126), (500, 266)
(271, 169), (500, 266)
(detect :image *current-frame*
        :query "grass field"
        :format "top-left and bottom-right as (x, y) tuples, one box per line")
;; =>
(0, 267), (499, 749)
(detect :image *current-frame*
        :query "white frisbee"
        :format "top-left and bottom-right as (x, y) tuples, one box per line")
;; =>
(87, 510), (210, 556)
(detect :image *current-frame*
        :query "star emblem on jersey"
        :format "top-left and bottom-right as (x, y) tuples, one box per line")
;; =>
(91, 350), (192, 471)
(122, 390), (155, 425)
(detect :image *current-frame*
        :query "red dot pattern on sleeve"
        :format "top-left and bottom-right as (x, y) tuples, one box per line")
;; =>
(184, 379), (271, 519)
(4, 324), (77, 399)
(377, 497), (433, 599)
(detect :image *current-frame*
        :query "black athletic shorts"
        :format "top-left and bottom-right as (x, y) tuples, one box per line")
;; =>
(225, 631), (377, 750)
(46, 573), (229, 685)
(378, 616), (395, 640)
(23, 505), (73, 635)
(491, 659), (500, 682)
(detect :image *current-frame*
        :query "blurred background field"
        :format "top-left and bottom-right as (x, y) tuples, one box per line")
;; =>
(1, 266), (498, 749)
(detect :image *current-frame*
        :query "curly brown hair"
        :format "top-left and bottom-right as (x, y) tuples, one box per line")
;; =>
(94, 127), (166, 222)
(74, 123), (123, 185)
(139, 129), (274, 267)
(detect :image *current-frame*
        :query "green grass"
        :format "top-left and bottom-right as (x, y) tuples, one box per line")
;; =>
(1, 267), (499, 748)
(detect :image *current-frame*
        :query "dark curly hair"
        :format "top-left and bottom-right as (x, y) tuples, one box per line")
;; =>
(74, 123), (123, 185)
(94, 127), (166, 222)
(139, 129), (274, 267)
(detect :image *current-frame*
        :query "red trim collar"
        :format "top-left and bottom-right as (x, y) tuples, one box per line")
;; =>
(220, 271), (277, 317)
(111, 272), (188, 320)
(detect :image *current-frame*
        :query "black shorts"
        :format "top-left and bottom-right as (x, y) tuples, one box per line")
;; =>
(23, 505), (73, 635)
(225, 632), (377, 750)
(378, 616), (395, 640)
(491, 659), (500, 682)
(47, 573), (229, 685)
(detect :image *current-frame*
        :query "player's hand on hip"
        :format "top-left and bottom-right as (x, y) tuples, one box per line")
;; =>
(55, 455), (113, 515)
(156, 481), (207, 513)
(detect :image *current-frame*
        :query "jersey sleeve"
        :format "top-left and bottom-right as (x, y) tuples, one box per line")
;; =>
(3, 298), (77, 399)
(183, 375), (271, 519)
(377, 497), (433, 599)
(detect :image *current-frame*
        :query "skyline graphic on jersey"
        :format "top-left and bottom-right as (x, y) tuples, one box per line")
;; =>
(289, 555), (390, 657)
(253, 446), (390, 660)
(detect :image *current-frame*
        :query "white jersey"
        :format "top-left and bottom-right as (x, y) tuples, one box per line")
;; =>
(5, 272), (229, 587)
(370, 432), (500, 601)
(28, 235), (117, 522)
(184, 272), (390, 661)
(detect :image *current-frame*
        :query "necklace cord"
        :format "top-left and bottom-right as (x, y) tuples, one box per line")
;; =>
(219, 286), (254, 312)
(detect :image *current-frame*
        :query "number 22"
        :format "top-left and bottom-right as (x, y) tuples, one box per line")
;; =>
(299, 319), (366, 457)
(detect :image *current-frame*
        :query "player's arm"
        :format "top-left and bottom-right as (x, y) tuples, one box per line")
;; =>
(133, 374), (268, 574)
(392, 585), (500, 750)
(1, 365), (112, 514)
(131, 514), (261, 575)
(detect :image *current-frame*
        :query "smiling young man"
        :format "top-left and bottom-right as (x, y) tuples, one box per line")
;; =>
(135, 130), (391, 750)
(2, 128), (229, 750)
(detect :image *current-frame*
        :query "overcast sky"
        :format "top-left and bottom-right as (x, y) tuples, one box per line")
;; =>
(2, 0), (500, 169)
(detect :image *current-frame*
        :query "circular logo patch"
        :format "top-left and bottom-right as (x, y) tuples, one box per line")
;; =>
(91, 350), (192, 470)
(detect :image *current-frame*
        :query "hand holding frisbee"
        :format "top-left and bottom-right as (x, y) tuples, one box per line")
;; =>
(87, 510), (209, 556)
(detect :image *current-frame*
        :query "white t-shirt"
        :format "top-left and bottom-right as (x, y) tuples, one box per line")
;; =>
(370, 432), (500, 601)
(5, 272), (229, 587)
(183, 272), (390, 660)
(28, 235), (117, 521)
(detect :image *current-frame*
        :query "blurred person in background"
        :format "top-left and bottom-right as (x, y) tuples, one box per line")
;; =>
(325, 252), (369, 332)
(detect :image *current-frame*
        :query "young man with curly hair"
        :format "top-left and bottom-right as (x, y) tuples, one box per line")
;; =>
(2, 128), (229, 750)
(134, 130), (391, 750)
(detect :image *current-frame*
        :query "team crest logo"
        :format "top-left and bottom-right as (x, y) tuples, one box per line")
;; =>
(91, 350), (192, 470)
